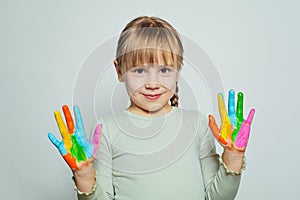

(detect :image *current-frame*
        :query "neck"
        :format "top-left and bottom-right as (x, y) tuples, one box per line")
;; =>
(128, 104), (173, 117)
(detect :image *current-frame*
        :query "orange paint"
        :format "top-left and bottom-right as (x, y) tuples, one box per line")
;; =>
(63, 153), (78, 170)
(218, 135), (228, 145)
(62, 105), (75, 134)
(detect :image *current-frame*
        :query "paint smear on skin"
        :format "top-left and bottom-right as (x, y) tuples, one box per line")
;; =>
(221, 115), (231, 140)
(70, 135), (87, 162)
(232, 119), (243, 142)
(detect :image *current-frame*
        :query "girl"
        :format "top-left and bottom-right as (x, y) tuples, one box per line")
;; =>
(48, 16), (255, 200)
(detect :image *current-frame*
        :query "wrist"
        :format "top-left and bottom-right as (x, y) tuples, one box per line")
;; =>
(219, 155), (246, 175)
(222, 148), (245, 173)
(73, 163), (96, 193)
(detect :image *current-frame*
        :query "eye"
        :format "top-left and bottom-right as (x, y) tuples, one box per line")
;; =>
(160, 67), (172, 73)
(132, 68), (146, 74)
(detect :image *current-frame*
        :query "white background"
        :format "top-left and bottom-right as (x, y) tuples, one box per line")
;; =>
(1, 0), (299, 199)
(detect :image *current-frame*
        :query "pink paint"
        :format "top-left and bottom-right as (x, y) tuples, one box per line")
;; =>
(235, 109), (255, 148)
(92, 124), (102, 157)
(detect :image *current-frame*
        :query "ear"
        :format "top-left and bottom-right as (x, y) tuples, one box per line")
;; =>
(114, 60), (124, 82)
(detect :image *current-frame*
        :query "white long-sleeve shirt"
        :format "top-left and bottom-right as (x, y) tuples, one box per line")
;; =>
(78, 107), (241, 200)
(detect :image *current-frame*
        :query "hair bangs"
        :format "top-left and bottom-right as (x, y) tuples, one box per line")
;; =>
(120, 48), (181, 72)
(116, 27), (183, 72)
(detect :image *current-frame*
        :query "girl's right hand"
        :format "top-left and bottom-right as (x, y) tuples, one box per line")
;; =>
(48, 105), (102, 171)
(208, 90), (255, 152)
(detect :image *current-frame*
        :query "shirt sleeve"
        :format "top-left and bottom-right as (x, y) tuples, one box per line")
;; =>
(199, 115), (241, 200)
(77, 118), (115, 200)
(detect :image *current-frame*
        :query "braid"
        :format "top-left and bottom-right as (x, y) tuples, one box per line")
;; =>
(170, 82), (179, 107)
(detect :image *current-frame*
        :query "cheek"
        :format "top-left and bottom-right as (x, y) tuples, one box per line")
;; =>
(124, 76), (146, 96)
(159, 75), (178, 93)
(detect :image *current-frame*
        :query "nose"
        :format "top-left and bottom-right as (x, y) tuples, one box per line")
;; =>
(145, 82), (160, 89)
(145, 70), (160, 89)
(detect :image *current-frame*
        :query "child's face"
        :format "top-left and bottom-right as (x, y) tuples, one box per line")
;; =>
(115, 59), (179, 116)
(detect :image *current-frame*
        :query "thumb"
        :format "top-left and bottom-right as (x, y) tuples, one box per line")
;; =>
(48, 133), (67, 155)
(208, 115), (228, 145)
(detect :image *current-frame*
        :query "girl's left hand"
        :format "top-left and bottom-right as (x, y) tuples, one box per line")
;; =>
(208, 89), (255, 152)
(48, 105), (101, 171)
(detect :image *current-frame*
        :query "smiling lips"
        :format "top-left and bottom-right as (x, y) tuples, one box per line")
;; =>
(143, 94), (162, 100)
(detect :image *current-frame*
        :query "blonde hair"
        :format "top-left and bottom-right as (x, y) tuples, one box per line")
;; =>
(115, 16), (183, 107)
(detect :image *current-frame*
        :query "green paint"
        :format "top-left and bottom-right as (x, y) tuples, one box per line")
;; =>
(232, 92), (244, 142)
(236, 92), (244, 122)
(232, 119), (243, 142)
(70, 135), (87, 162)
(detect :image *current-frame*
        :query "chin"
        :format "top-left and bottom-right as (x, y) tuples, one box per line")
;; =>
(146, 104), (171, 113)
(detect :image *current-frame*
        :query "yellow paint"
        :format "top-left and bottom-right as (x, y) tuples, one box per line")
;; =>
(221, 115), (231, 140)
(54, 111), (72, 153)
(218, 94), (228, 124)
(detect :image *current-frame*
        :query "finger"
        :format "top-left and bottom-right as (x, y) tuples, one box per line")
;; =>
(62, 105), (75, 134)
(54, 111), (69, 140)
(74, 105), (85, 131)
(228, 89), (237, 127)
(246, 108), (255, 124)
(228, 89), (235, 116)
(48, 132), (60, 148)
(236, 92), (244, 121)
(208, 115), (227, 145)
(92, 124), (102, 157)
(217, 93), (227, 124)
(48, 133), (67, 155)
(208, 115), (220, 137)
(54, 110), (72, 152)
(74, 106), (88, 145)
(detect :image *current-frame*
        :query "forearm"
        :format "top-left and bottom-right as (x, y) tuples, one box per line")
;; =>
(201, 152), (243, 200)
(206, 160), (242, 200)
(205, 149), (245, 199)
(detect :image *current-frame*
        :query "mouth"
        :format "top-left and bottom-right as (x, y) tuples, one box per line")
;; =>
(143, 93), (162, 100)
